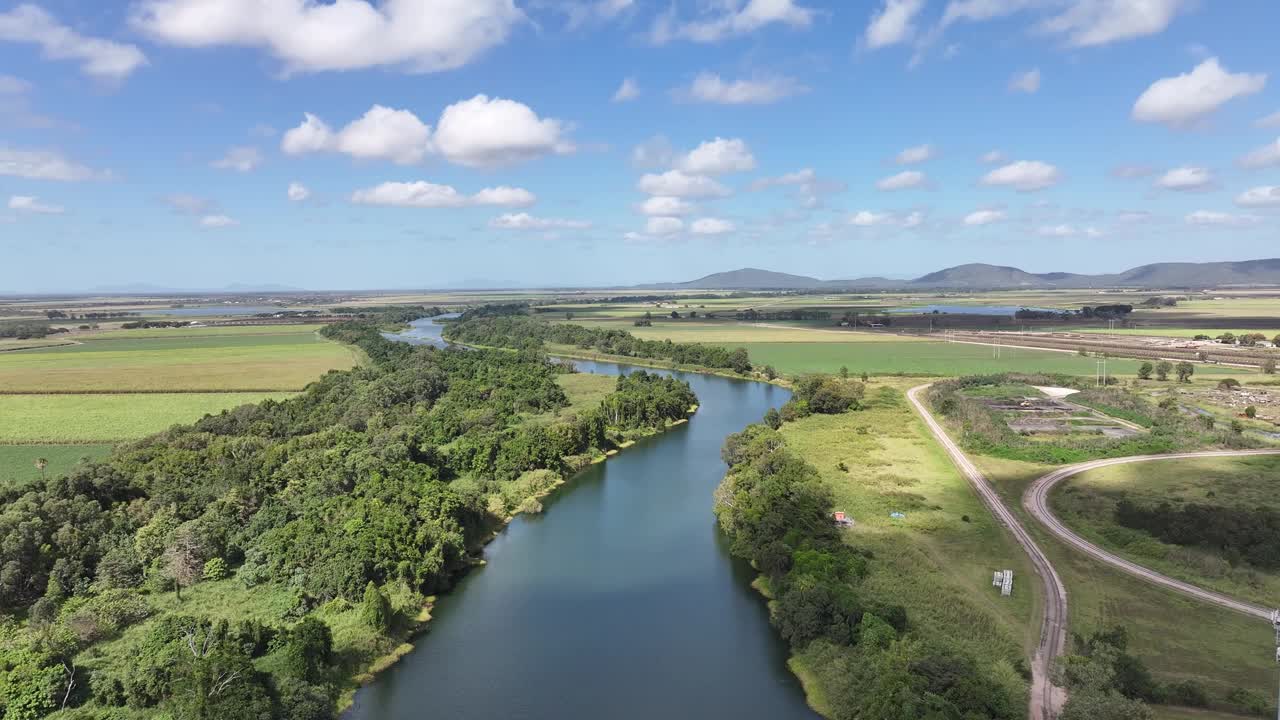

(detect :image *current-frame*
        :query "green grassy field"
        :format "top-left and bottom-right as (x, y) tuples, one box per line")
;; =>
(0, 393), (293, 442)
(978, 456), (1276, 715)
(1051, 455), (1280, 607)
(0, 444), (114, 489)
(0, 326), (358, 391)
(782, 381), (1037, 700)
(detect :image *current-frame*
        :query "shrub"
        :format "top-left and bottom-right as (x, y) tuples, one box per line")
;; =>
(201, 558), (229, 581)
(360, 581), (392, 633)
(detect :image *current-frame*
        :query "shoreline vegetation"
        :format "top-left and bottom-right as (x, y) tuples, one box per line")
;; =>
(0, 309), (702, 720)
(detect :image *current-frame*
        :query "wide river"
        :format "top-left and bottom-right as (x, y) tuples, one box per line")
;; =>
(347, 317), (817, 719)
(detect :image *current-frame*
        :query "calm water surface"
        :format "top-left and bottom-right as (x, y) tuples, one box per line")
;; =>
(346, 318), (816, 720)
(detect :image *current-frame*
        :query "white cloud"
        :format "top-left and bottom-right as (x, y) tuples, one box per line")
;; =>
(1009, 67), (1040, 93)
(750, 168), (816, 190)
(211, 145), (262, 172)
(566, 0), (634, 28)
(901, 210), (925, 228)
(0, 4), (147, 81)
(876, 170), (926, 191)
(200, 214), (239, 228)
(1036, 224), (1102, 238)
(864, 0), (926, 50)
(1235, 186), (1280, 208)
(637, 170), (730, 198)
(963, 209), (1006, 226)
(980, 160), (1061, 191)
(678, 137), (756, 175)
(435, 94), (573, 168)
(690, 217), (735, 235)
(681, 72), (807, 105)
(749, 168), (844, 208)
(646, 216), (684, 235)
(1038, 0), (1192, 48)
(979, 150), (1006, 165)
(1238, 138), (1280, 170)
(351, 181), (535, 208)
(649, 0), (814, 44)
(612, 77), (640, 102)
(0, 74), (29, 94)
(0, 146), (109, 182)
(132, 0), (522, 75)
(281, 105), (433, 165)
(850, 210), (893, 227)
(489, 212), (591, 230)
(7, 195), (63, 214)
(1155, 166), (1212, 191)
(1132, 58), (1266, 127)
(1185, 210), (1260, 227)
(895, 144), (934, 165)
(287, 182), (309, 202)
(640, 196), (694, 216)
(1257, 111), (1280, 129)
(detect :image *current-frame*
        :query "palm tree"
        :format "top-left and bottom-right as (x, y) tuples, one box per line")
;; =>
(34, 457), (48, 481)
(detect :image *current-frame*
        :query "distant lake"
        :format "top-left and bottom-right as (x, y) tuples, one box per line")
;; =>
(888, 304), (1059, 316)
(155, 305), (288, 317)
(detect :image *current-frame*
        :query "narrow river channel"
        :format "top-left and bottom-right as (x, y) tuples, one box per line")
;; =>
(347, 317), (818, 719)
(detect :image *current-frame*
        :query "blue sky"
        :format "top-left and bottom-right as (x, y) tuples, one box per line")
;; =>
(2, 0), (1279, 291)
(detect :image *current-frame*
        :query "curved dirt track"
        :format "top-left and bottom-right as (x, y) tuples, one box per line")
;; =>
(1025, 450), (1280, 621)
(907, 385), (1067, 720)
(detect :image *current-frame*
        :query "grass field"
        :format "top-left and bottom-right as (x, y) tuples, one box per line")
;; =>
(0, 326), (358, 392)
(782, 381), (1037, 700)
(977, 455), (1277, 714)
(1051, 455), (1280, 607)
(555, 318), (923, 344)
(0, 393), (293, 442)
(0, 444), (113, 489)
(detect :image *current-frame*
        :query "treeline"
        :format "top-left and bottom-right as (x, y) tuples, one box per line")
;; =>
(927, 374), (1260, 464)
(0, 311), (695, 719)
(0, 320), (69, 339)
(715, 422), (1022, 720)
(328, 305), (445, 323)
(1115, 500), (1280, 570)
(444, 311), (753, 374)
(727, 308), (831, 321)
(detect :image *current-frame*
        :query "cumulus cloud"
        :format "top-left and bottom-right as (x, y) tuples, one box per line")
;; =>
(677, 137), (755, 175)
(1235, 186), (1280, 208)
(645, 216), (684, 235)
(287, 182), (309, 202)
(1238, 138), (1280, 170)
(200, 214), (239, 228)
(131, 0), (522, 75)
(489, 212), (591, 230)
(980, 160), (1061, 191)
(895, 144), (934, 165)
(434, 94), (574, 168)
(1185, 210), (1260, 226)
(749, 168), (844, 208)
(1155, 166), (1212, 191)
(963, 209), (1006, 226)
(282, 105), (433, 165)
(351, 181), (535, 208)
(212, 145), (262, 172)
(1132, 58), (1266, 127)
(0, 4), (147, 81)
(0, 146), (110, 181)
(612, 77), (639, 102)
(7, 195), (64, 214)
(649, 0), (814, 44)
(637, 170), (730, 198)
(864, 0), (926, 49)
(1037, 224), (1102, 238)
(639, 196), (694, 216)
(1009, 68), (1040, 93)
(940, 0), (1191, 47)
(680, 72), (807, 104)
(849, 210), (893, 227)
(690, 217), (735, 235)
(876, 170), (926, 191)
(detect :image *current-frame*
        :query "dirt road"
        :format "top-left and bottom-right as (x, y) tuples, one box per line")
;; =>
(1024, 450), (1280, 621)
(907, 385), (1068, 720)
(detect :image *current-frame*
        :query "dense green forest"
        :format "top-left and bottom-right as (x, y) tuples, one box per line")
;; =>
(714, 414), (1024, 720)
(1115, 500), (1280, 570)
(0, 313), (696, 720)
(443, 306), (753, 373)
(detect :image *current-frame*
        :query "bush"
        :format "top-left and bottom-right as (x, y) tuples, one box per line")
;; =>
(201, 558), (229, 581)
(360, 581), (392, 633)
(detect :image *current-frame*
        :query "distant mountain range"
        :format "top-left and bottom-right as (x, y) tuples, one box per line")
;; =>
(87, 283), (308, 294)
(645, 259), (1280, 290)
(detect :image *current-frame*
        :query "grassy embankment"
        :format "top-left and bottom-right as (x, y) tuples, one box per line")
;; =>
(977, 455), (1277, 717)
(1050, 455), (1280, 608)
(774, 379), (1039, 716)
